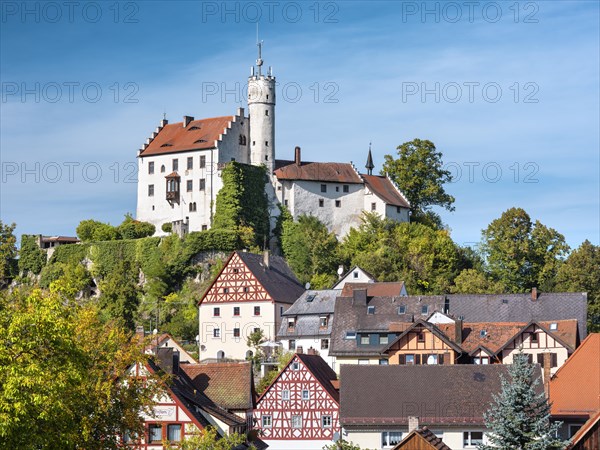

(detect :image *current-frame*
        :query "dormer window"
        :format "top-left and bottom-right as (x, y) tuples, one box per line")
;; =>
(306, 294), (316, 302)
(421, 305), (429, 315)
(188, 125), (201, 130)
(345, 331), (356, 340)
(194, 139), (207, 144)
(398, 305), (406, 314)
(288, 319), (295, 330)
(550, 323), (558, 330)
(320, 316), (328, 328)
(160, 143), (173, 147)
(480, 329), (487, 338)
(367, 306), (375, 315)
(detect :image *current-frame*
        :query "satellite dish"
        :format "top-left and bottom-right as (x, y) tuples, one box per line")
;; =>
(333, 432), (340, 442)
(337, 266), (344, 275)
(305, 282), (311, 290)
(152, 329), (158, 335)
(195, 335), (200, 342)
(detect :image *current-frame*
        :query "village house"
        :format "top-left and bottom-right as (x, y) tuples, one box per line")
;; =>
(332, 266), (378, 289)
(276, 289), (341, 368)
(126, 347), (260, 449)
(391, 427), (452, 450)
(253, 352), (340, 450)
(197, 250), (304, 361)
(339, 364), (540, 450)
(549, 333), (600, 440)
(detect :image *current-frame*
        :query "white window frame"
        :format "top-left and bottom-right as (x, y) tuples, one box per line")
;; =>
(262, 415), (272, 428)
(382, 431), (403, 447)
(322, 415), (332, 428)
(302, 389), (309, 400)
(282, 389), (290, 401)
(463, 430), (484, 448)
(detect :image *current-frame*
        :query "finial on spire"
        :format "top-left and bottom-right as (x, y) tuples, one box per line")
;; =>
(366, 142), (374, 175)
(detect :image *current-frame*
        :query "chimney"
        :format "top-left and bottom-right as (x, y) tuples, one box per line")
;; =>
(454, 318), (463, 345)
(543, 352), (551, 396)
(263, 250), (270, 269)
(531, 287), (538, 301)
(408, 416), (419, 433)
(296, 346), (303, 354)
(295, 146), (301, 166)
(183, 115), (194, 127)
(307, 347), (317, 355)
(353, 289), (368, 306)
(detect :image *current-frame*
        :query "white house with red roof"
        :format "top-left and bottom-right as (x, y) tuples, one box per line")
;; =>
(135, 44), (409, 237)
(253, 352), (341, 450)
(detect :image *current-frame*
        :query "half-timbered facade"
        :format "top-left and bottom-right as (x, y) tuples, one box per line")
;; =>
(198, 250), (304, 361)
(254, 353), (340, 450)
(383, 320), (463, 365)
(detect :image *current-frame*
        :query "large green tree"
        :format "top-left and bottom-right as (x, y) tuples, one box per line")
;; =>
(556, 240), (600, 332)
(0, 221), (17, 287)
(340, 213), (469, 294)
(281, 215), (339, 286)
(479, 352), (566, 450)
(480, 208), (569, 293)
(381, 139), (455, 226)
(0, 281), (157, 449)
(18, 234), (46, 276)
(98, 259), (140, 331)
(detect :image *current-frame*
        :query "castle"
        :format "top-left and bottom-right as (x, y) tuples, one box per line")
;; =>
(136, 44), (410, 237)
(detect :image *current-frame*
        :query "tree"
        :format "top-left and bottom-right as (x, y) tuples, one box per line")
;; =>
(480, 208), (569, 293)
(281, 215), (339, 285)
(76, 219), (119, 242)
(451, 269), (506, 294)
(117, 213), (156, 239)
(0, 221), (17, 287)
(339, 213), (468, 294)
(164, 426), (253, 450)
(478, 352), (566, 450)
(556, 240), (600, 332)
(256, 351), (294, 394)
(382, 139), (455, 224)
(18, 234), (46, 276)
(0, 282), (157, 449)
(323, 440), (363, 450)
(98, 259), (140, 331)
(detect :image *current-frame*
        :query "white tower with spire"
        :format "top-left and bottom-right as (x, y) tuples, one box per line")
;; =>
(248, 41), (276, 174)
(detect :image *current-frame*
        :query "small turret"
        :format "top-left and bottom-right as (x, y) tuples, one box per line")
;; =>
(365, 143), (374, 175)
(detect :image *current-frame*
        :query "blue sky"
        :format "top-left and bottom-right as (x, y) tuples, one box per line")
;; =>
(1, 1), (598, 249)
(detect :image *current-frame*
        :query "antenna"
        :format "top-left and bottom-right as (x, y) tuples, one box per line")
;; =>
(256, 23), (263, 76)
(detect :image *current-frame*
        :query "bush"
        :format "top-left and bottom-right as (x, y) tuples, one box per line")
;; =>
(117, 215), (155, 239)
(18, 235), (46, 275)
(161, 222), (172, 233)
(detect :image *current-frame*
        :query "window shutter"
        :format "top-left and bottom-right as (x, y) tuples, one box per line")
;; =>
(415, 354), (421, 365)
(551, 353), (558, 368)
(439, 353), (444, 365)
(537, 354), (544, 366)
(399, 354), (406, 365)
(527, 354), (533, 364)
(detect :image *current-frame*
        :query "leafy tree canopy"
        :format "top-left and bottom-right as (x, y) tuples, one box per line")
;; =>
(0, 281), (157, 449)
(556, 240), (600, 332)
(382, 139), (455, 224)
(165, 426), (254, 450)
(18, 234), (46, 276)
(480, 208), (569, 293)
(281, 215), (339, 286)
(0, 221), (17, 287)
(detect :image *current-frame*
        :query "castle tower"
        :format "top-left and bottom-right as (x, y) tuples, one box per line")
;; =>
(248, 41), (275, 174)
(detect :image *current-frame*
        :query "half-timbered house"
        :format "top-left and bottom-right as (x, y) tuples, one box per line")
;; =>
(254, 353), (340, 450)
(198, 250), (304, 361)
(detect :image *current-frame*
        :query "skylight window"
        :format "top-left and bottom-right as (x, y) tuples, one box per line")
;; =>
(306, 294), (316, 302)
(421, 305), (429, 315)
(345, 331), (356, 340)
(480, 329), (487, 338)
(160, 143), (173, 147)
(502, 299), (509, 304)
(550, 323), (558, 330)
(194, 139), (207, 144)
(188, 126), (201, 130)
(367, 306), (375, 315)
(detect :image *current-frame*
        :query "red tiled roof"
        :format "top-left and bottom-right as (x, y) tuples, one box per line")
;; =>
(565, 409), (600, 449)
(139, 116), (233, 157)
(340, 282), (405, 298)
(181, 361), (254, 410)
(550, 333), (600, 417)
(538, 319), (578, 350)
(362, 174), (410, 208)
(461, 322), (525, 354)
(274, 161), (363, 183)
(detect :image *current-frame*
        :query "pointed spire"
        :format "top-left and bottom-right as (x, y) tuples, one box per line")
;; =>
(366, 142), (374, 175)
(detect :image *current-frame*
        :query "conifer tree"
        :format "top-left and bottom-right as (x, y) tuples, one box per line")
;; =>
(478, 352), (566, 450)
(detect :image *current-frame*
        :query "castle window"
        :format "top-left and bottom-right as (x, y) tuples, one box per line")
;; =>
(199, 155), (206, 168)
(187, 157), (193, 170)
(148, 184), (154, 197)
(319, 199), (324, 207)
(265, 155), (269, 161)
(148, 162), (154, 174)
(172, 159), (178, 171)
(213, 307), (220, 317)
(343, 184), (349, 193)
(265, 110), (269, 116)
(213, 329), (220, 338)
(371, 202), (376, 211)
(161, 165), (165, 173)
(336, 200), (341, 207)
(233, 328), (240, 338)
(265, 141), (268, 147)
(284, 200), (288, 206)
(321, 184), (327, 193)
(254, 306), (261, 316)
(186, 180), (193, 191)
(202, 225), (208, 231)
(199, 179), (206, 191)
(252, 141), (255, 146)
(233, 307), (240, 316)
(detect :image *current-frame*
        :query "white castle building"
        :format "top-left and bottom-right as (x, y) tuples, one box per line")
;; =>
(136, 44), (409, 237)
